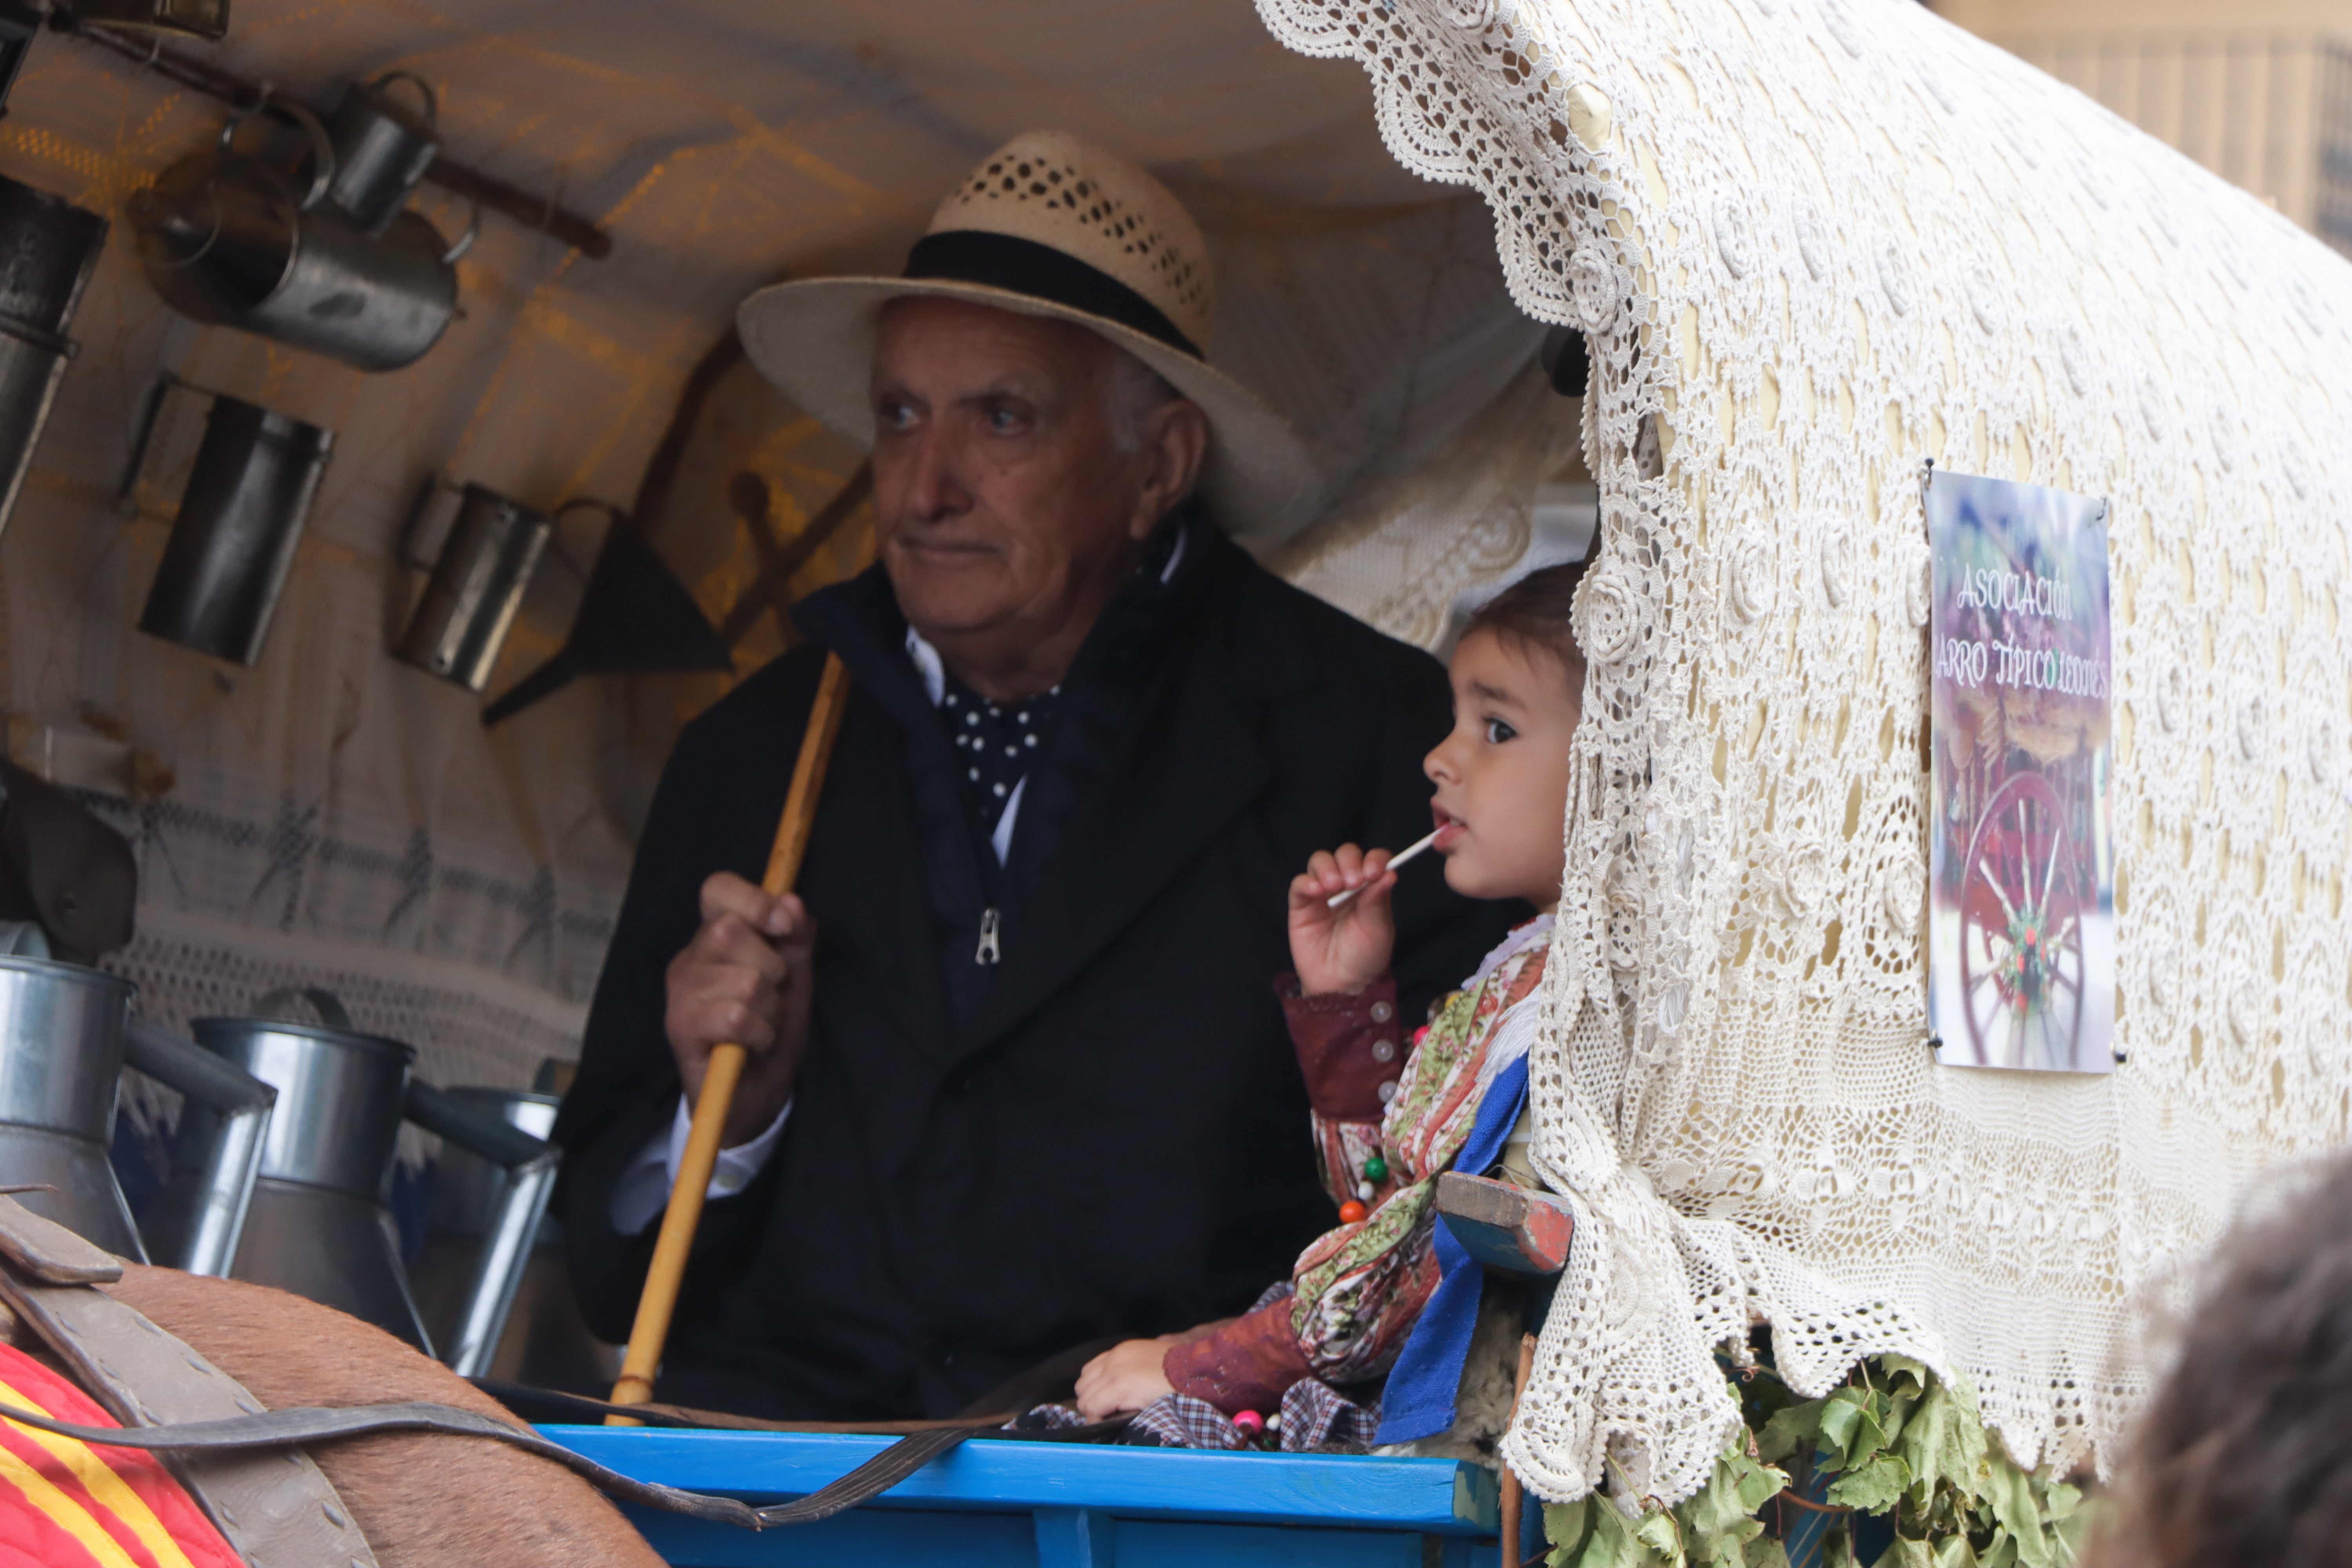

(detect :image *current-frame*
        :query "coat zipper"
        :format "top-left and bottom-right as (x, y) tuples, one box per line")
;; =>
(976, 907), (1002, 966)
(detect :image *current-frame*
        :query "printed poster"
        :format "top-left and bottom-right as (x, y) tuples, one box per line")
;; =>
(1926, 469), (2115, 1074)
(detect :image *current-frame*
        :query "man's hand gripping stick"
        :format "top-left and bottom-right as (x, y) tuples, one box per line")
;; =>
(608, 653), (853, 1421)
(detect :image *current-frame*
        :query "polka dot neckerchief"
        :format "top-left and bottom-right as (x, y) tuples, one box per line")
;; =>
(942, 673), (1062, 838)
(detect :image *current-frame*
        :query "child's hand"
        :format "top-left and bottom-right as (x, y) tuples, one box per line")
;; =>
(1074, 1338), (1176, 1419)
(1289, 843), (1398, 996)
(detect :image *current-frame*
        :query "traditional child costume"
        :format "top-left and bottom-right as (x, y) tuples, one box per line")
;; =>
(1158, 914), (1554, 1442)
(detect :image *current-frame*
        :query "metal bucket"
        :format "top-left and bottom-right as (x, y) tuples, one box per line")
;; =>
(124, 376), (335, 666)
(0, 176), (108, 539)
(129, 101), (466, 374)
(394, 483), (553, 691)
(0, 174), (109, 336)
(324, 72), (440, 235)
(0, 951), (143, 1259)
(161, 990), (557, 1372)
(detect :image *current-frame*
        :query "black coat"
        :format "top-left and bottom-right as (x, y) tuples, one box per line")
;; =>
(552, 526), (1517, 1419)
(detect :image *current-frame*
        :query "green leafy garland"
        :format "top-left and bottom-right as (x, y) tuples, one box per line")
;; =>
(1541, 1354), (2095, 1568)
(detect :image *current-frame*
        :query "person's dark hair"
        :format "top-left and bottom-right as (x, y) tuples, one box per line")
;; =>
(1463, 558), (1588, 680)
(2089, 1152), (2352, 1568)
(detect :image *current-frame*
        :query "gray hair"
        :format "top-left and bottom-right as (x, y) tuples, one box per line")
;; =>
(1106, 350), (1181, 456)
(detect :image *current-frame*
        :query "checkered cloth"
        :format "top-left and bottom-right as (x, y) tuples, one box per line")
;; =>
(1005, 1289), (1381, 1451)
(1113, 1381), (1383, 1451)
(1123, 1393), (1248, 1449)
(1276, 1377), (1383, 1452)
(1009, 1370), (1379, 1450)
(1004, 1404), (1094, 1433)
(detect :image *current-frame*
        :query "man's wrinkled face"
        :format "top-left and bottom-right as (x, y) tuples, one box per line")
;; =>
(869, 297), (1159, 646)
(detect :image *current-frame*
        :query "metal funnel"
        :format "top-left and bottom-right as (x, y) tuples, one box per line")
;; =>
(480, 506), (730, 725)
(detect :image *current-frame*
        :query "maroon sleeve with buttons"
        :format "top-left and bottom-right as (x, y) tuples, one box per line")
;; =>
(1161, 1297), (1314, 1416)
(1275, 973), (1406, 1120)
(1160, 978), (1412, 1414)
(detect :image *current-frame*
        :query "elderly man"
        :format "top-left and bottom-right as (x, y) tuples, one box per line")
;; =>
(553, 131), (1516, 1420)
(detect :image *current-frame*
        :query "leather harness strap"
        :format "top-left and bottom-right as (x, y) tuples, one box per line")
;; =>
(470, 1376), (1134, 1445)
(0, 1397), (979, 1529)
(0, 1196), (1129, 1538)
(0, 1198), (380, 1568)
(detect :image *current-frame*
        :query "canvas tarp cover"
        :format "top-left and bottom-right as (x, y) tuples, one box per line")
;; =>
(0, 1), (1567, 1100)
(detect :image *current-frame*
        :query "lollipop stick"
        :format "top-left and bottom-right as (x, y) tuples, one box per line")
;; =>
(1326, 828), (1440, 908)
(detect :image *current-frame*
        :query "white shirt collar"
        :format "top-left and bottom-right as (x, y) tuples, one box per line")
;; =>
(905, 626), (947, 708)
(1158, 523), (1188, 584)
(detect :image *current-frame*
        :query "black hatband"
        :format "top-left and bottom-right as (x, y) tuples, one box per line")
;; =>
(903, 230), (1200, 359)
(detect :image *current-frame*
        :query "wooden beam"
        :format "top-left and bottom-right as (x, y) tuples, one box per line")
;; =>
(716, 463), (871, 648)
(54, 15), (613, 258)
(1434, 1172), (1574, 1276)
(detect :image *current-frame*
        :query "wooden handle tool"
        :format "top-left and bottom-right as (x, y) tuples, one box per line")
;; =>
(1498, 1331), (1537, 1566)
(608, 652), (854, 1419)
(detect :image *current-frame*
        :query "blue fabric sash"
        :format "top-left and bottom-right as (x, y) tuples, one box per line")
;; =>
(1373, 1053), (1532, 1445)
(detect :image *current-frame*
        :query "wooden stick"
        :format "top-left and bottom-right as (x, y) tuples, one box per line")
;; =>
(608, 652), (855, 1420)
(1499, 1331), (1537, 1566)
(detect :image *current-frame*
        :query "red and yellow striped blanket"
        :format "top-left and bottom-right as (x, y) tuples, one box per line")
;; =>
(0, 1341), (240, 1568)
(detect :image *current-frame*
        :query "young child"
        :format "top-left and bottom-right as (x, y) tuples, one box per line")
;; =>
(1073, 559), (1587, 1437)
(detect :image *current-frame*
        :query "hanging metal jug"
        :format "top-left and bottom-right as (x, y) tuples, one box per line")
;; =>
(394, 482), (553, 691)
(481, 503), (734, 724)
(0, 929), (275, 1270)
(158, 989), (557, 1372)
(0, 176), (108, 539)
(324, 72), (440, 236)
(121, 374), (334, 666)
(128, 99), (471, 373)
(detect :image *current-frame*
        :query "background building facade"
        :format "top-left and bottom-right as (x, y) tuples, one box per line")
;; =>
(1942, 0), (2352, 256)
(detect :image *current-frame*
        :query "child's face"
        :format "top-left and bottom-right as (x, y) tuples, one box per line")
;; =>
(1423, 628), (1582, 912)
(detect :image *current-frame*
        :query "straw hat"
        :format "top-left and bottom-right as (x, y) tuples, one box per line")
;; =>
(737, 131), (1321, 546)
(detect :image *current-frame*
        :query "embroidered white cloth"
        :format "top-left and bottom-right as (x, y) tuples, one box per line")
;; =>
(1259, 0), (2352, 1508)
(1468, 913), (1554, 1105)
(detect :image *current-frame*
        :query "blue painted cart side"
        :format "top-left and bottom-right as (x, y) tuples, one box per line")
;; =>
(543, 1425), (1506, 1567)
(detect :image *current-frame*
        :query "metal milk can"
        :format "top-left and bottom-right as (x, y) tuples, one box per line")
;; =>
(0, 946), (143, 1258)
(128, 99), (470, 373)
(158, 991), (557, 1373)
(0, 935), (276, 1272)
(121, 375), (334, 667)
(0, 176), (108, 540)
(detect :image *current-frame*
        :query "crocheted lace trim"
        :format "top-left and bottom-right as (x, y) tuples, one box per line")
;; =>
(1258, 0), (2352, 1506)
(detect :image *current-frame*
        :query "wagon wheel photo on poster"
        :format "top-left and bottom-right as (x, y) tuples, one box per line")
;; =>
(1955, 769), (2087, 1069)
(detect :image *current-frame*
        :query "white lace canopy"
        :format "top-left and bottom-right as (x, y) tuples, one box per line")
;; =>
(1260, 0), (2352, 1505)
